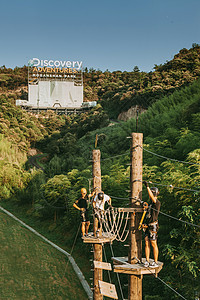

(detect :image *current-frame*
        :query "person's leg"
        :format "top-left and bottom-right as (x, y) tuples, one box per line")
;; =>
(150, 240), (158, 262)
(81, 222), (85, 236)
(145, 235), (150, 262)
(94, 216), (98, 237)
(85, 221), (90, 234)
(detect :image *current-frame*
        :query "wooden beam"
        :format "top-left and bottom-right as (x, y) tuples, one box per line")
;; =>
(117, 207), (143, 213)
(112, 257), (163, 276)
(92, 149), (103, 300)
(98, 280), (118, 299)
(128, 133), (143, 300)
(82, 232), (116, 244)
(94, 261), (112, 271)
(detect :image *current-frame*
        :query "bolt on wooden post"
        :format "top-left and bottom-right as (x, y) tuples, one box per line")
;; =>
(128, 133), (143, 300)
(92, 149), (103, 300)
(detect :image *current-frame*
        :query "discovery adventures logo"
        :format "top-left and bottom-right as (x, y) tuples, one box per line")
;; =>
(28, 58), (82, 70)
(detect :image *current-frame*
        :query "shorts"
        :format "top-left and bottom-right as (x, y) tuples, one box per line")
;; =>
(144, 223), (158, 241)
(80, 210), (89, 222)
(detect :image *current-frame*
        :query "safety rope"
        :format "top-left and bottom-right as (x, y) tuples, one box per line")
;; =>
(90, 143), (200, 166)
(62, 222), (81, 273)
(151, 206), (200, 229)
(135, 196), (200, 228)
(40, 191), (68, 210)
(139, 260), (188, 300)
(102, 244), (112, 284)
(109, 195), (129, 200)
(145, 180), (200, 193)
(141, 146), (200, 166)
(109, 242), (125, 300)
(100, 152), (130, 161)
(134, 179), (200, 194)
(42, 197), (67, 209)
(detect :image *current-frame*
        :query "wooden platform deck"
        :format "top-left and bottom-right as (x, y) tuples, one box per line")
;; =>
(112, 257), (163, 276)
(82, 232), (116, 244)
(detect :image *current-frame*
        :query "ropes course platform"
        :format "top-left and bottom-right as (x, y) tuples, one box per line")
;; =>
(82, 232), (116, 244)
(112, 257), (163, 277)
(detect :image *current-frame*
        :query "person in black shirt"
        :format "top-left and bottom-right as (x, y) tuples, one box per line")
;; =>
(73, 188), (95, 237)
(143, 181), (161, 268)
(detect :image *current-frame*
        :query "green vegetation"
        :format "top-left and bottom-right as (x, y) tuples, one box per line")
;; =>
(0, 211), (88, 300)
(0, 45), (200, 299)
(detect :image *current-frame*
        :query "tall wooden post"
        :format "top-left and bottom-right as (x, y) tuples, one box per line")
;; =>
(92, 150), (103, 300)
(128, 133), (143, 300)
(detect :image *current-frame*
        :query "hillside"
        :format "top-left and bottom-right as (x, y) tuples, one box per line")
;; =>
(0, 46), (200, 299)
(26, 79), (199, 299)
(1, 44), (200, 120)
(0, 210), (88, 300)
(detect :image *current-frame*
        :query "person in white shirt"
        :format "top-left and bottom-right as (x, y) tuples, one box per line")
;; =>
(92, 192), (111, 237)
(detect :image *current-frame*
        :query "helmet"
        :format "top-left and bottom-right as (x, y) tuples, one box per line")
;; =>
(81, 188), (87, 195)
(150, 187), (159, 197)
(97, 192), (104, 200)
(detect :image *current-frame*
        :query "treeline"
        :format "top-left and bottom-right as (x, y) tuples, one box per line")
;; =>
(84, 44), (200, 118)
(1, 44), (200, 119)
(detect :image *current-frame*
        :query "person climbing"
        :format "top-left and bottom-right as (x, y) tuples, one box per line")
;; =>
(73, 188), (95, 237)
(143, 181), (161, 268)
(92, 192), (112, 237)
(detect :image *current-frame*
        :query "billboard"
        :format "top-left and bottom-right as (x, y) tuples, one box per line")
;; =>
(27, 58), (83, 108)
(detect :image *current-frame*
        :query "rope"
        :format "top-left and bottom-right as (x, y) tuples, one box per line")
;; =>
(154, 275), (188, 300)
(42, 197), (67, 210)
(140, 261), (188, 300)
(63, 222), (82, 272)
(147, 180), (200, 193)
(109, 242), (125, 300)
(101, 152), (129, 161)
(111, 210), (122, 237)
(90, 152), (129, 163)
(109, 195), (129, 200)
(40, 191), (68, 210)
(135, 179), (200, 193)
(135, 197), (200, 228)
(101, 208), (130, 242)
(102, 244), (112, 284)
(117, 213), (130, 243)
(152, 206), (200, 229)
(142, 146), (200, 166)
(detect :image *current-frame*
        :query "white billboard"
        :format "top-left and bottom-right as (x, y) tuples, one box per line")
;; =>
(28, 57), (83, 108)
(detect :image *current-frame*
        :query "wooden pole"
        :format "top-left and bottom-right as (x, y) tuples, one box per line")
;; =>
(128, 133), (143, 300)
(92, 150), (103, 300)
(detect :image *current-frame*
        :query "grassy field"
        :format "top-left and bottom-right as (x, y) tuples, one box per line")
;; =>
(0, 211), (88, 300)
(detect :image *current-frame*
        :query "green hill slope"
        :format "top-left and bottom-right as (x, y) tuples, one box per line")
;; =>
(0, 46), (200, 299)
(76, 78), (200, 163)
(0, 210), (88, 300)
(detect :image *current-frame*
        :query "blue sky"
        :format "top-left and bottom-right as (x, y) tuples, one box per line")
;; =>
(1, 0), (200, 72)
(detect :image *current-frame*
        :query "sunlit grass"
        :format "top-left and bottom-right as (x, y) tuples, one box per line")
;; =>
(0, 211), (88, 300)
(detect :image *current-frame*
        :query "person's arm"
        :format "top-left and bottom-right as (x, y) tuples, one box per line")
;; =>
(73, 200), (84, 211)
(143, 181), (157, 203)
(92, 196), (96, 209)
(147, 187), (157, 203)
(104, 194), (112, 207)
(88, 190), (96, 198)
(88, 187), (98, 198)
